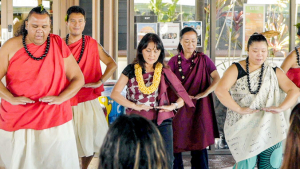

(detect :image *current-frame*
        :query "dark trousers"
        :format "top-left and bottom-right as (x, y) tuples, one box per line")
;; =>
(154, 118), (173, 169)
(173, 149), (209, 169)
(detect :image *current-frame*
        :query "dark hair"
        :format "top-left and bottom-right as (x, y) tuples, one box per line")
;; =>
(177, 27), (198, 53)
(99, 114), (168, 169)
(65, 6), (86, 22)
(281, 103), (300, 169)
(134, 33), (165, 69)
(14, 5), (50, 37)
(247, 32), (268, 51)
(297, 28), (300, 36)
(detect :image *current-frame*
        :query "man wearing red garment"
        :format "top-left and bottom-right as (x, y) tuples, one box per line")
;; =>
(0, 6), (84, 169)
(64, 6), (117, 169)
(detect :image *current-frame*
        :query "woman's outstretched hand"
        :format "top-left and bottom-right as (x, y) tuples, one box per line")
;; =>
(133, 104), (153, 111)
(236, 107), (260, 115)
(262, 107), (284, 114)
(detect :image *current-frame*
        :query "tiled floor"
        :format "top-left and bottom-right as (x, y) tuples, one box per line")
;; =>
(0, 154), (235, 169)
(89, 154), (235, 169)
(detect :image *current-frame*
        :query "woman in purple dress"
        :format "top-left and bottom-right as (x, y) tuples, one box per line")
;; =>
(168, 27), (220, 169)
(111, 33), (194, 168)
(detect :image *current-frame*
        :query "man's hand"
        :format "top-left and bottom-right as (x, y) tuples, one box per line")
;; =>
(39, 96), (63, 105)
(8, 96), (35, 105)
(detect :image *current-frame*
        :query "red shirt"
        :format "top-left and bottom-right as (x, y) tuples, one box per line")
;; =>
(67, 35), (104, 106)
(0, 34), (73, 131)
(287, 68), (300, 88)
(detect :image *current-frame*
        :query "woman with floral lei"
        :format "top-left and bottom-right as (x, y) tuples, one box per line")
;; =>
(281, 23), (300, 88)
(168, 27), (220, 169)
(215, 33), (299, 168)
(111, 33), (194, 168)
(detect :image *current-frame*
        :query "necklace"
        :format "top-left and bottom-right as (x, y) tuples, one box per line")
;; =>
(295, 47), (300, 66)
(22, 34), (50, 61)
(246, 57), (264, 94)
(66, 34), (85, 63)
(134, 63), (163, 95)
(177, 51), (196, 80)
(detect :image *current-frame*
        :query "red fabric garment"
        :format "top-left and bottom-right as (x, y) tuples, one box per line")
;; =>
(0, 34), (72, 131)
(126, 68), (194, 125)
(168, 52), (219, 153)
(68, 35), (104, 106)
(287, 68), (300, 88)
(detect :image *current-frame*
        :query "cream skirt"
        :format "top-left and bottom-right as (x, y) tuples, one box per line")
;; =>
(72, 98), (109, 157)
(0, 121), (80, 169)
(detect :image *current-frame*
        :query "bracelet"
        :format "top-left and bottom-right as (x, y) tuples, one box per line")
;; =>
(171, 102), (178, 109)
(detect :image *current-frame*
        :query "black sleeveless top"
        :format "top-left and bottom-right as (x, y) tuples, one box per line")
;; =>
(233, 62), (276, 80)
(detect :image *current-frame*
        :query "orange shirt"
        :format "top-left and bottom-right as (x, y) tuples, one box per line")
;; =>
(68, 35), (104, 106)
(0, 34), (72, 131)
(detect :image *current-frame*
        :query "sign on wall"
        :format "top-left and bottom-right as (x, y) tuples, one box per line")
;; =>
(159, 22), (180, 49)
(136, 23), (158, 46)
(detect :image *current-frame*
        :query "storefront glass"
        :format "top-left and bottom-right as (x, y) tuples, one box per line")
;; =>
(296, 0), (300, 45)
(134, 0), (210, 58)
(215, 0), (290, 76)
(13, 0), (53, 36)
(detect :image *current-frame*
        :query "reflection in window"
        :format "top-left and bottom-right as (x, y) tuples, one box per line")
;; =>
(215, 0), (290, 77)
(296, 0), (300, 46)
(13, 0), (53, 36)
(134, 0), (210, 56)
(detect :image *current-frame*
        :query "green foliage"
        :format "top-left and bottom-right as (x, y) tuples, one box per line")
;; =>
(148, 0), (181, 22)
(166, 50), (175, 57)
(294, 23), (300, 29)
(265, 1), (290, 56)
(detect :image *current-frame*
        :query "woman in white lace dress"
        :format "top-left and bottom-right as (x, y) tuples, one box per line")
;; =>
(215, 33), (300, 169)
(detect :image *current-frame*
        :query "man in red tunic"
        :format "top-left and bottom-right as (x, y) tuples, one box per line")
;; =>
(0, 6), (84, 169)
(64, 6), (117, 169)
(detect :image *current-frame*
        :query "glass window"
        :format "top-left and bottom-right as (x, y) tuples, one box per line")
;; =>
(296, 0), (300, 45)
(134, 0), (210, 58)
(13, 0), (53, 36)
(215, 0), (290, 76)
(42, 0), (53, 33)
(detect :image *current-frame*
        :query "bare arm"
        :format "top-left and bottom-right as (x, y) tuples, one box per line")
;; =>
(215, 64), (259, 114)
(40, 54), (84, 104)
(262, 68), (300, 113)
(84, 44), (117, 88)
(110, 74), (152, 111)
(155, 97), (184, 112)
(0, 38), (35, 105)
(281, 50), (297, 73)
(193, 70), (220, 99)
